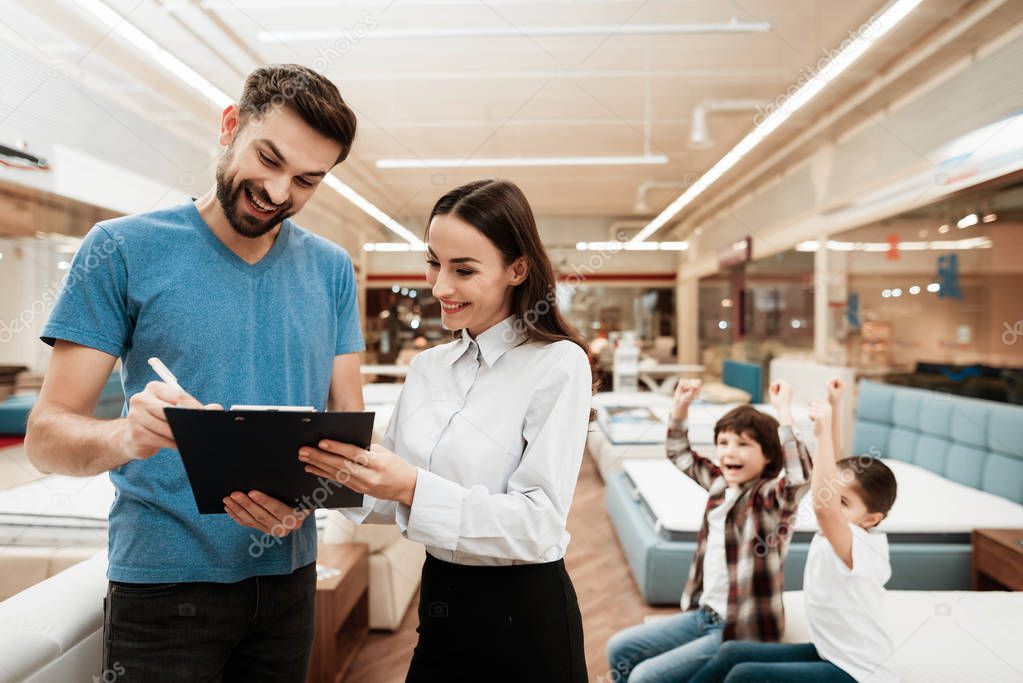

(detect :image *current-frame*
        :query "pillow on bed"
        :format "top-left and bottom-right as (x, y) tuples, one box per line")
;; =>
(699, 382), (752, 405)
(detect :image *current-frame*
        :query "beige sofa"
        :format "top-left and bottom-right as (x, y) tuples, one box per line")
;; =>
(0, 547), (102, 603)
(0, 552), (106, 683)
(321, 511), (424, 631)
(0, 521), (423, 633)
(0, 511), (422, 631)
(0, 533), (420, 682)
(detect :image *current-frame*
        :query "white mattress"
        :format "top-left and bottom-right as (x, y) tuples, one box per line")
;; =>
(782, 590), (1023, 682)
(622, 458), (1023, 542)
(593, 392), (813, 447)
(593, 392), (673, 445)
(0, 474), (112, 546)
(596, 406), (670, 445)
(0, 473), (333, 547)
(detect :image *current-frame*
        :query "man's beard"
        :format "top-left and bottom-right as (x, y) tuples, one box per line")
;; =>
(215, 155), (293, 239)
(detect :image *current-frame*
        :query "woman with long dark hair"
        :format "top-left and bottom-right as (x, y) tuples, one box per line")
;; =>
(298, 179), (591, 682)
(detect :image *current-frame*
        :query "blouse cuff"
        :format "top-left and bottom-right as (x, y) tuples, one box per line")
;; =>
(405, 467), (464, 550)
(337, 495), (375, 524)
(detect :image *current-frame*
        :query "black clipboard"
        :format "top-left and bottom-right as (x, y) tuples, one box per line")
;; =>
(165, 408), (374, 514)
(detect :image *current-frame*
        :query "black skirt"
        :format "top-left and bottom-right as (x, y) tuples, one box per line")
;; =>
(405, 553), (587, 683)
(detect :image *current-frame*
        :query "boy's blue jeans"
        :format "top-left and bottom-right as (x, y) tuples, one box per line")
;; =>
(690, 640), (857, 683)
(606, 606), (724, 683)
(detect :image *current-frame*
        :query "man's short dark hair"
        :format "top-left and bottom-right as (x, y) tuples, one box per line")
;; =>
(237, 64), (357, 165)
(714, 405), (783, 479)
(838, 457), (898, 517)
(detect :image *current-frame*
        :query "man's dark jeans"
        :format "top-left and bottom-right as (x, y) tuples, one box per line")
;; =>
(102, 562), (316, 682)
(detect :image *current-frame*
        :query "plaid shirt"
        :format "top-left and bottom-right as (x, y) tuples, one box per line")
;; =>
(668, 419), (812, 642)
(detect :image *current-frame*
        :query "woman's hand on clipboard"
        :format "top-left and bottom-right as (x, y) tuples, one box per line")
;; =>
(299, 442), (418, 507)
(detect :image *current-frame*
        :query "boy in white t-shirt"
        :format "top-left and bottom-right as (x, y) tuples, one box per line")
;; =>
(690, 379), (900, 683)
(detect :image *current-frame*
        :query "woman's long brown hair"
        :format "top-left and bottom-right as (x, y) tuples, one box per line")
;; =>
(426, 178), (592, 365)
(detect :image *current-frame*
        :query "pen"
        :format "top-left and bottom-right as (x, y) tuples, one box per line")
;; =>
(148, 357), (181, 390)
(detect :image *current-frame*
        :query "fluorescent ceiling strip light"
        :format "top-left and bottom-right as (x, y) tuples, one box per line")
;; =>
(322, 177), (424, 246)
(207, 0), (741, 6)
(631, 0), (923, 244)
(575, 241), (689, 251)
(365, 241), (688, 252)
(70, 0), (419, 246)
(376, 155), (668, 169)
(258, 22), (771, 43)
(795, 237), (992, 252)
(72, 0), (233, 108)
(364, 242), (428, 252)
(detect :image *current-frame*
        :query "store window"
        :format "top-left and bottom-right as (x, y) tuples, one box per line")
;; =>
(817, 187), (1023, 404)
(698, 250), (815, 375)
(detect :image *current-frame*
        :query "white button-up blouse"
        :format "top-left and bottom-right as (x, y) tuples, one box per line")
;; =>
(345, 315), (593, 566)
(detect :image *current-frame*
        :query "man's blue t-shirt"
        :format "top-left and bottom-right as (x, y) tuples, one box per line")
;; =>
(41, 201), (365, 583)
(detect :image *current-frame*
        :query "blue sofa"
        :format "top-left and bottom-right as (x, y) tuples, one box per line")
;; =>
(606, 379), (1023, 604)
(854, 379), (1023, 504)
(0, 372), (124, 435)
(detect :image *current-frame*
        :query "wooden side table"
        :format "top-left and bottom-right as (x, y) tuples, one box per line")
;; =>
(971, 529), (1023, 591)
(308, 543), (370, 683)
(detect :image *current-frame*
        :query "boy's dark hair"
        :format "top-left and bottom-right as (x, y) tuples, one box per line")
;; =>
(714, 405), (783, 479)
(838, 457), (898, 517)
(237, 64), (357, 164)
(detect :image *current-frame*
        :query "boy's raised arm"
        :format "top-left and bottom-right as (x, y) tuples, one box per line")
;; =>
(826, 377), (844, 461)
(771, 380), (812, 487)
(758, 380), (812, 508)
(809, 399), (854, 568)
(667, 379), (719, 490)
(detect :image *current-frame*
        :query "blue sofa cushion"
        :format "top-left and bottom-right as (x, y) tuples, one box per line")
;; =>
(857, 381), (894, 423)
(853, 420), (892, 460)
(891, 392), (924, 432)
(989, 403), (1023, 458)
(951, 401), (989, 449)
(945, 444), (987, 490)
(982, 453), (1023, 503)
(722, 360), (762, 403)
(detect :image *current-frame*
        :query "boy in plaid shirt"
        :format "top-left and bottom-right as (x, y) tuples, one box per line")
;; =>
(606, 379), (813, 682)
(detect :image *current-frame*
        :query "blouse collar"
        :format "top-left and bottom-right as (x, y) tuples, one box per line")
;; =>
(446, 315), (528, 367)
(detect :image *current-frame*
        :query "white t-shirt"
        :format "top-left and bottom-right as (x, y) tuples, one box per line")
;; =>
(698, 487), (739, 617)
(804, 524), (899, 683)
